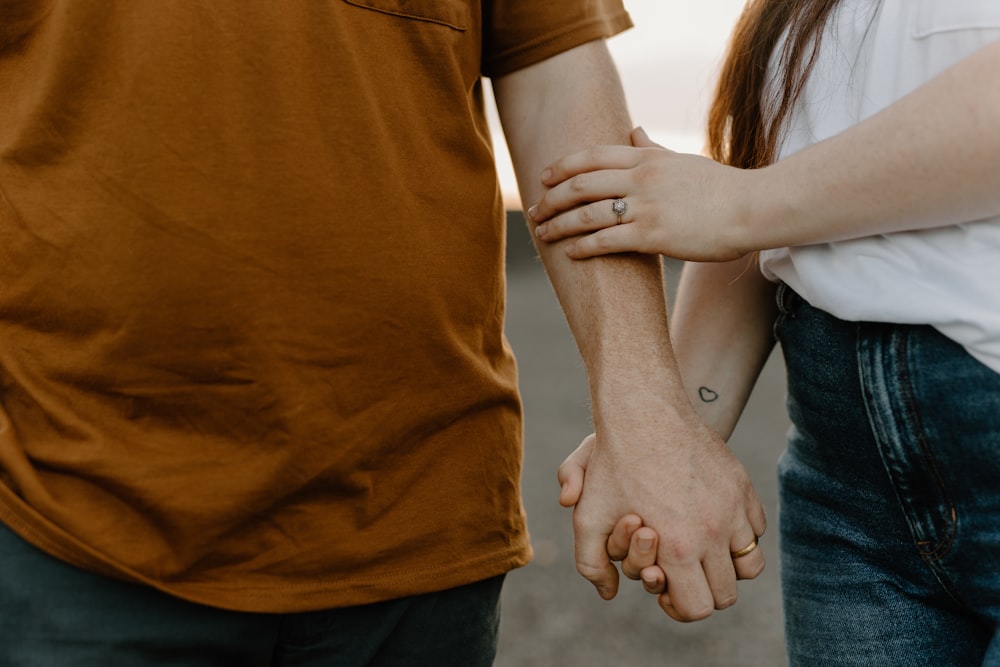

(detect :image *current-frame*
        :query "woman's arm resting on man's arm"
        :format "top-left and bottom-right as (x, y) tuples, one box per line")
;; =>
(530, 39), (1000, 261)
(492, 40), (766, 622)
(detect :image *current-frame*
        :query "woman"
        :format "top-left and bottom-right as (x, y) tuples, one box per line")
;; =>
(534, 0), (1000, 664)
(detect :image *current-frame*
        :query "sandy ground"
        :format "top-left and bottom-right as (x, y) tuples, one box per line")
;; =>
(495, 215), (790, 666)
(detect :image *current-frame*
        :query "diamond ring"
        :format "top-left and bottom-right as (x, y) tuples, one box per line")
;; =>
(612, 198), (628, 224)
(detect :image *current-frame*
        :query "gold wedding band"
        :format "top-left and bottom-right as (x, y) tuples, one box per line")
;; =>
(731, 536), (759, 559)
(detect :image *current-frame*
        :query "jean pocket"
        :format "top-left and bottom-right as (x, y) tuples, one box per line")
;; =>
(342, 0), (469, 31)
(913, 0), (1000, 38)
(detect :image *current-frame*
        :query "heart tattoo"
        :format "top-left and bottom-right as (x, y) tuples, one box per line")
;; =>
(698, 386), (719, 403)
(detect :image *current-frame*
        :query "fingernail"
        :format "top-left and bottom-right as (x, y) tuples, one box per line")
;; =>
(541, 168), (552, 182)
(637, 536), (653, 551)
(527, 205), (538, 221)
(597, 586), (612, 600)
(535, 223), (547, 238)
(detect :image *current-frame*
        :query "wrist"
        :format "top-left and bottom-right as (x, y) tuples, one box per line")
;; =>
(732, 165), (791, 254)
(589, 367), (695, 432)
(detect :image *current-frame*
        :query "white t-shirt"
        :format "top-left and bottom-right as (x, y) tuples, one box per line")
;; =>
(759, 0), (1000, 374)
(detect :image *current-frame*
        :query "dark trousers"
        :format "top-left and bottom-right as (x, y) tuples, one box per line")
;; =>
(0, 522), (504, 667)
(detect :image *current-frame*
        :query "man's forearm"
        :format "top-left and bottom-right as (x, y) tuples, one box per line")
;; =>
(493, 40), (688, 426)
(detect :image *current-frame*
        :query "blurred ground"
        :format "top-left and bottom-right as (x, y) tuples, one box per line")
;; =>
(496, 214), (790, 666)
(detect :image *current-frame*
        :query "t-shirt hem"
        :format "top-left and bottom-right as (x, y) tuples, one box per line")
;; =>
(172, 546), (535, 613)
(0, 493), (533, 613)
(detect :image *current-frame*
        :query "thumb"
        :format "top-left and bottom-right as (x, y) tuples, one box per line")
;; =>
(630, 126), (667, 150)
(557, 434), (595, 508)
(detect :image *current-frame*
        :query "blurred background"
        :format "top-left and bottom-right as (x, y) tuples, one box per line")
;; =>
(492, 2), (793, 665)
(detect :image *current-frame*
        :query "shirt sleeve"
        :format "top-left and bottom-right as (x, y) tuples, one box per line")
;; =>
(481, 0), (632, 78)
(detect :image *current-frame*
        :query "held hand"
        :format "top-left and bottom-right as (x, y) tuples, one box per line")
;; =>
(559, 434), (666, 593)
(529, 128), (759, 262)
(558, 434), (644, 599)
(561, 421), (767, 622)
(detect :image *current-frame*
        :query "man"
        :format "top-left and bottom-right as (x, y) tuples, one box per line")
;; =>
(0, 1), (763, 663)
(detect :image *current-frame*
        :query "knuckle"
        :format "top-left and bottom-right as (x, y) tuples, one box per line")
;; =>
(575, 561), (607, 581)
(568, 172), (593, 194)
(662, 539), (696, 564)
(702, 520), (726, 542)
(586, 146), (607, 164)
(591, 232), (618, 253)
(571, 512), (594, 534)
(634, 162), (656, 184)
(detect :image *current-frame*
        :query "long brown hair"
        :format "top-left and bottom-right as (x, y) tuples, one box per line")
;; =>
(708, 0), (841, 168)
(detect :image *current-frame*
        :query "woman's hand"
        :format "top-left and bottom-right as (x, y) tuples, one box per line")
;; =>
(528, 128), (763, 262)
(558, 434), (669, 598)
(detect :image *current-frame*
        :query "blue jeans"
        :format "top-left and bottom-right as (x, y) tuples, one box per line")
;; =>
(0, 522), (503, 666)
(774, 284), (1000, 666)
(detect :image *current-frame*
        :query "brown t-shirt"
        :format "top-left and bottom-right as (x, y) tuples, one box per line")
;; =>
(0, 1), (630, 611)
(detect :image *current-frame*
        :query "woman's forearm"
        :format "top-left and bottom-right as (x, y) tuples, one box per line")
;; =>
(670, 259), (778, 441)
(746, 39), (1000, 251)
